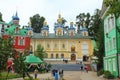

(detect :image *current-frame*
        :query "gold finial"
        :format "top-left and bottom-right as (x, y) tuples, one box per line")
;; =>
(44, 20), (47, 26)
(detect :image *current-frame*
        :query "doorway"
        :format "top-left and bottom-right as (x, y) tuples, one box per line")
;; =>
(71, 54), (76, 61)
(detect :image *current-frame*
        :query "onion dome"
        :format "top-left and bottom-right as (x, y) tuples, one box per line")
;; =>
(41, 20), (49, 30)
(12, 12), (19, 20)
(68, 21), (75, 30)
(26, 21), (33, 30)
(57, 13), (62, 23)
(81, 22), (87, 31)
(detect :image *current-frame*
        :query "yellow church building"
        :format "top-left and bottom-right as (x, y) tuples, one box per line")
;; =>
(30, 14), (94, 62)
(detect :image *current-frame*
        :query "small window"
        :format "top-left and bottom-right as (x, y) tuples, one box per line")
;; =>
(113, 38), (116, 49)
(62, 44), (65, 48)
(61, 54), (64, 58)
(47, 44), (50, 48)
(18, 37), (25, 45)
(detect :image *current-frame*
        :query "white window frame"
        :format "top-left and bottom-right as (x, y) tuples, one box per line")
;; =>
(112, 59), (116, 71)
(18, 37), (25, 46)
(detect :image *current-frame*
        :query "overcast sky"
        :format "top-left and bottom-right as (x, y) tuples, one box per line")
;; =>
(1, 0), (103, 33)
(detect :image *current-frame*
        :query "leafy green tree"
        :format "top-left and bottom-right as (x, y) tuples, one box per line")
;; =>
(104, 0), (120, 18)
(76, 13), (91, 34)
(76, 9), (104, 71)
(34, 45), (47, 60)
(93, 20), (104, 71)
(13, 53), (32, 79)
(88, 9), (104, 71)
(89, 9), (102, 40)
(0, 12), (3, 21)
(61, 17), (67, 25)
(0, 37), (14, 71)
(30, 14), (45, 33)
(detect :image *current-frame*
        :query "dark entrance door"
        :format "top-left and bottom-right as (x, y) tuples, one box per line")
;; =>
(71, 54), (76, 61)
(83, 55), (87, 61)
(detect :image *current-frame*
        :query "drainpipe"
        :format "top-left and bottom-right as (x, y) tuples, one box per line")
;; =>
(116, 16), (120, 78)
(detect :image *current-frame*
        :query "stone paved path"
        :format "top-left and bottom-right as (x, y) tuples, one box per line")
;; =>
(10, 71), (104, 80)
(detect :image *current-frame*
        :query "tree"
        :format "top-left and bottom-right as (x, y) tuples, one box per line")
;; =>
(13, 53), (33, 79)
(93, 21), (104, 71)
(0, 37), (14, 71)
(0, 12), (3, 21)
(89, 9), (102, 40)
(104, 0), (120, 18)
(34, 45), (47, 60)
(91, 9), (104, 71)
(30, 14), (45, 33)
(61, 17), (67, 25)
(76, 13), (91, 34)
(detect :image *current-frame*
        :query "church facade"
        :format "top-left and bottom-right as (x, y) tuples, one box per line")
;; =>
(30, 14), (94, 61)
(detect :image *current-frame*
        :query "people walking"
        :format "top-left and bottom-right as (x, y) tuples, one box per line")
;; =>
(54, 69), (58, 80)
(80, 65), (84, 71)
(34, 69), (38, 79)
(85, 65), (89, 73)
(59, 69), (64, 80)
(80, 64), (84, 74)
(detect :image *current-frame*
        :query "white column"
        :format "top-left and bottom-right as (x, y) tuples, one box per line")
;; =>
(59, 39), (60, 51)
(67, 39), (68, 51)
(51, 40), (53, 51)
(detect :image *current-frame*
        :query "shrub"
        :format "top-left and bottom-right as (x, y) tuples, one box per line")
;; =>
(103, 71), (115, 79)
(97, 69), (104, 76)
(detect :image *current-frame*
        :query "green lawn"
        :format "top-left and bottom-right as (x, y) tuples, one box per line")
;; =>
(0, 71), (21, 80)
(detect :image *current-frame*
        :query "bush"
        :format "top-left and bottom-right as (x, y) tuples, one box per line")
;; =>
(97, 69), (104, 76)
(103, 71), (115, 79)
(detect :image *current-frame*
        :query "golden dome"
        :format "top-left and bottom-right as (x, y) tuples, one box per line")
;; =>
(57, 13), (62, 23)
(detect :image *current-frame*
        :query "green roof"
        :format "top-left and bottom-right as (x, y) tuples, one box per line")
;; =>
(0, 21), (9, 25)
(32, 33), (93, 39)
(19, 29), (27, 36)
(24, 54), (43, 64)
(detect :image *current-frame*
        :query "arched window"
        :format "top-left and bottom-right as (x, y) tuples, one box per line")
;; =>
(51, 54), (53, 58)
(61, 54), (64, 58)
(71, 45), (75, 52)
(56, 54), (59, 58)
